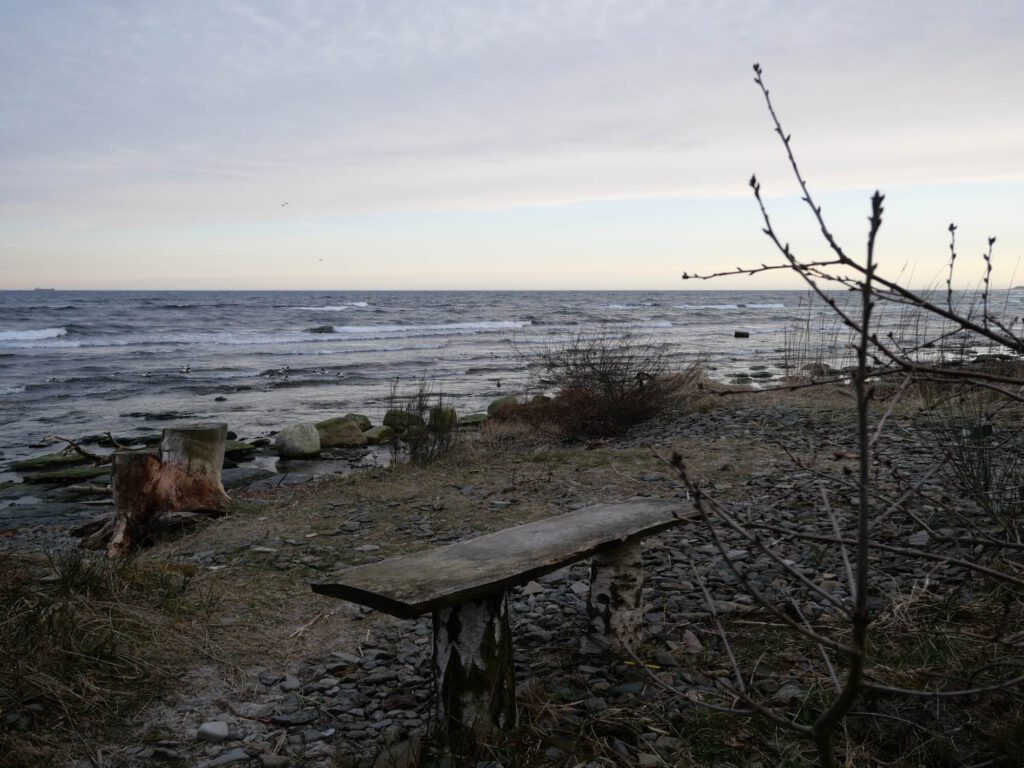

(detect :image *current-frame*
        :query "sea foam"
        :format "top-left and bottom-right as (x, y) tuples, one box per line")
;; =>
(0, 327), (67, 342)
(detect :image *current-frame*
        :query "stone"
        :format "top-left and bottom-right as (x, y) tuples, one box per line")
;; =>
(363, 426), (396, 445)
(316, 418), (369, 448)
(209, 747), (251, 766)
(344, 413), (373, 431)
(486, 396), (518, 416)
(12, 451), (92, 473)
(383, 410), (425, 433)
(259, 755), (291, 768)
(457, 413), (488, 427)
(521, 581), (545, 596)
(273, 424), (321, 458)
(197, 721), (230, 743)
(280, 675), (301, 691)
(428, 406), (458, 431)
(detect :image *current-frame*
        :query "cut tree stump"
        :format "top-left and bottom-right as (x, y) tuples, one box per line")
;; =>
(81, 422), (231, 557)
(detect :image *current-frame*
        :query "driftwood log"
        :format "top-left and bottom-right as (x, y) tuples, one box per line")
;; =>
(82, 422), (231, 557)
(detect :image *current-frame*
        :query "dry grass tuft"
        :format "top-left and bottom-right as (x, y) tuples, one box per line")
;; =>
(0, 550), (217, 768)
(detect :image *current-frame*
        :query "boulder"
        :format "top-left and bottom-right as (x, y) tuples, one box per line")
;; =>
(273, 424), (321, 458)
(363, 425), (396, 445)
(487, 395), (519, 416)
(343, 413), (372, 431)
(315, 417), (368, 448)
(458, 412), (489, 427)
(428, 406), (458, 431)
(383, 409), (425, 433)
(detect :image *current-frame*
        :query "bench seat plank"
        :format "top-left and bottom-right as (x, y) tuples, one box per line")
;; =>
(311, 498), (687, 619)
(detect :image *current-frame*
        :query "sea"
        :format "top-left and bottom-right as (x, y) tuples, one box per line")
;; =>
(1, 289), (1021, 471)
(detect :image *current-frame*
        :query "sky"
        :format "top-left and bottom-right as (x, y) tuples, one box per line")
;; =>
(1, 1), (1022, 291)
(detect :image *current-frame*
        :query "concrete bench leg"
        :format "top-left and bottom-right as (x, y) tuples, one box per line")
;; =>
(584, 539), (644, 653)
(432, 592), (516, 744)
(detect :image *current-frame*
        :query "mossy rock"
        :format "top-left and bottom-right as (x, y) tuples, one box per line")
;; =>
(314, 417), (368, 448)
(343, 413), (372, 431)
(223, 440), (257, 458)
(428, 406), (458, 431)
(487, 395), (519, 416)
(22, 464), (111, 485)
(383, 409), (425, 433)
(458, 412), (489, 427)
(12, 452), (93, 473)
(363, 425), (396, 445)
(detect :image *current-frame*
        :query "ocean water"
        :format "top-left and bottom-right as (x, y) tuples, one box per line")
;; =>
(1, 289), (1020, 468)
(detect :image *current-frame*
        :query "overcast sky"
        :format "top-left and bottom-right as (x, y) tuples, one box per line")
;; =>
(1, 1), (1022, 290)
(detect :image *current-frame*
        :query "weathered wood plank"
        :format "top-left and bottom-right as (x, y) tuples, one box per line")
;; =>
(311, 498), (690, 618)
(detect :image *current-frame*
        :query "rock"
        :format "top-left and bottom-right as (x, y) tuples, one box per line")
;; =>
(521, 581), (545, 596)
(280, 675), (301, 691)
(12, 451), (92, 473)
(363, 426), (396, 445)
(21, 464), (111, 485)
(209, 747), (251, 766)
(680, 629), (703, 653)
(344, 413), (373, 431)
(908, 530), (930, 548)
(457, 412), (488, 427)
(271, 710), (317, 726)
(382, 410), (425, 433)
(197, 721), (230, 743)
(427, 406), (458, 431)
(316, 418), (368, 449)
(221, 467), (276, 490)
(274, 424), (320, 458)
(486, 395), (518, 416)
(223, 440), (256, 458)
(734, 331), (750, 338)
(259, 756), (291, 768)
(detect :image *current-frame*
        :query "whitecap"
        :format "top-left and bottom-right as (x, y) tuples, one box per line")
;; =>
(330, 320), (530, 336)
(0, 386), (26, 395)
(675, 304), (740, 310)
(297, 302), (371, 311)
(0, 327), (67, 341)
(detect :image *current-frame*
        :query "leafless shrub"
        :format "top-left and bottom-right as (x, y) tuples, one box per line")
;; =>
(514, 328), (705, 439)
(660, 63), (1024, 768)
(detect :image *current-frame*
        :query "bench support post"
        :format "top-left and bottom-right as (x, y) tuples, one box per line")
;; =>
(432, 593), (516, 744)
(584, 539), (644, 653)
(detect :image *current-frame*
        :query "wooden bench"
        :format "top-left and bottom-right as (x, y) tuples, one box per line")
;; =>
(310, 498), (691, 743)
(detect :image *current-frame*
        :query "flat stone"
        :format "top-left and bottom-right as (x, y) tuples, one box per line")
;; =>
(259, 756), (291, 768)
(521, 580), (545, 596)
(271, 710), (317, 727)
(197, 721), (230, 744)
(209, 747), (251, 766)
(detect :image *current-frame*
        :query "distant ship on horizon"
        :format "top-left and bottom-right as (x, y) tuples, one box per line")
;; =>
(32, 287), (56, 291)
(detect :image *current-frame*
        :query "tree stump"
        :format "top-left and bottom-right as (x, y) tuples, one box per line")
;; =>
(432, 593), (516, 746)
(87, 423), (231, 557)
(583, 540), (644, 653)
